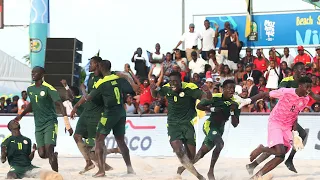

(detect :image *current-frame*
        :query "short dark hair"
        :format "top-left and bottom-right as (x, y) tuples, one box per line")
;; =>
(91, 56), (102, 63)
(70, 86), (80, 96)
(143, 103), (150, 107)
(33, 66), (45, 74)
(293, 62), (305, 71)
(208, 49), (216, 56)
(99, 60), (111, 71)
(8, 120), (20, 131)
(222, 79), (235, 88)
(298, 76), (312, 85)
(284, 47), (289, 51)
(204, 19), (209, 23)
(169, 71), (181, 79)
(21, 90), (27, 94)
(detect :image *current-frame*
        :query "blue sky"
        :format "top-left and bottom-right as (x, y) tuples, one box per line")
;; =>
(0, 0), (317, 71)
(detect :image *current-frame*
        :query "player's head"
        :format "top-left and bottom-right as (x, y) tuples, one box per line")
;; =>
(297, 76), (312, 96)
(293, 62), (306, 78)
(222, 79), (235, 99)
(70, 86), (80, 96)
(8, 120), (20, 132)
(31, 66), (45, 81)
(99, 60), (111, 74)
(169, 71), (182, 92)
(89, 56), (102, 72)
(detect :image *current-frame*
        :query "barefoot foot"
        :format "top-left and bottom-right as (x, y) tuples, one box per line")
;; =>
(79, 163), (95, 174)
(246, 164), (255, 175)
(93, 171), (105, 178)
(127, 166), (135, 174)
(177, 166), (185, 175)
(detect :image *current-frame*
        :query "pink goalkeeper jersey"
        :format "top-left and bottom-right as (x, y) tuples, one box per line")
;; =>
(269, 88), (309, 128)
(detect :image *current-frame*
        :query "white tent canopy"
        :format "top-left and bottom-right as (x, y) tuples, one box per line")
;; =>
(0, 49), (31, 98)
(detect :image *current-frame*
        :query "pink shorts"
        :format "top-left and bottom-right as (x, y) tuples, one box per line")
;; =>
(268, 121), (292, 152)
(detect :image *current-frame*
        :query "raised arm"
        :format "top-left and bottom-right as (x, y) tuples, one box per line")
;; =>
(115, 72), (140, 94)
(61, 79), (74, 101)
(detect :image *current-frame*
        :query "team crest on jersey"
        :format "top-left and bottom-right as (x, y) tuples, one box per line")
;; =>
(23, 140), (28, 144)
(298, 102), (303, 106)
(212, 131), (217, 135)
(179, 92), (185, 97)
(40, 91), (45, 96)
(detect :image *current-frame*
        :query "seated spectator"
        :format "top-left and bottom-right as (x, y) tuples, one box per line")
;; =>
(311, 63), (320, 76)
(241, 48), (255, 64)
(124, 94), (138, 114)
(307, 74), (320, 106)
(0, 97), (5, 113)
(281, 47), (294, 68)
(246, 77), (258, 97)
(268, 48), (281, 65)
(311, 102), (320, 112)
(142, 103), (154, 114)
(204, 78), (215, 93)
(240, 88), (253, 112)
(257, 76), (268, 92)
(150, 95), (166, 114)
(207, 50), (219, 73)
(234, 62), (245, 84)
(243, 63), (262, 85)
(284, 68), (293, 77)
(266, 97), (278, 111)
(163, 52), (176, 80)
(7, 96), (19, 113)
(205, 64), (213, 79)
(17, 91), (29, 115)
(253, 99), (270, 113)
(303, 107), (311, 112)
(174, 50), (189, 74)
(264, 60), (282, 90)
(191, 73), (202, 87)
(280, 61), (288, 77)
(253, 49), (268, 73)
(189, 51), (207, 78)
(219, 65), (234, 84)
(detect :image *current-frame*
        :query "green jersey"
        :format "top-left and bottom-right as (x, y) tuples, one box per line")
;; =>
(90, 74), (124, 114)
(199, 93), (240, 126)
(27, 82), (60, 128)
(279, 76), (298, 88)
(83, 73), (103, 115)
(72, 95), (84, 116)
(158, 82), (204, 125)
(1, 135), (32, 167)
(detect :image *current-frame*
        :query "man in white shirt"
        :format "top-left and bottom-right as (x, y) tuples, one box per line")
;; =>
(200, 20), (218, 60)
(281, 47), (294, 68)
(17, 91), (29, 115)
(189, 51), (207, 78)
(174, 23), (202, 61)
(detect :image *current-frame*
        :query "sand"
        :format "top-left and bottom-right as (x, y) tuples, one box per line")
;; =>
(0, 155), (319, 180)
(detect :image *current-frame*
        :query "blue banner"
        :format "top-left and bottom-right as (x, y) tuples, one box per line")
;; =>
(206, 11), (320, 47)
(29, 0), (49, 68)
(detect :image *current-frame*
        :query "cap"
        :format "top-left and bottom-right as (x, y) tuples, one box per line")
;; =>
(247, 77), (254, 81)
(189, 23), (195, 28)
(316, 46), (320, 50)
(246, 47), (252, 52)
(206, 78), (213, 83)
(297, 45), (304, 51)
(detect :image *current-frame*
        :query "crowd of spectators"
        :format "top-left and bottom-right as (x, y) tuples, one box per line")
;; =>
(0, 91), (29, 114)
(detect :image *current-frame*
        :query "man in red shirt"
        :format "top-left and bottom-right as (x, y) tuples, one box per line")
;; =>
(307, 74), (320, 106)
(294, 46), (311, 65)
(253, 49), (268, 73)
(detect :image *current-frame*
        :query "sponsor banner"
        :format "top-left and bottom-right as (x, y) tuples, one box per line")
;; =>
(205, 11), (320, 47)
(0, 115), (320, 159)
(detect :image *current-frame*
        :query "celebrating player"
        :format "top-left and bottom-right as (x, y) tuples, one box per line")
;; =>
(150, 71), (210, 180)
(72, 60), (136, 178)
(60, 79), (85, 116)
(1, 120), (37, 179)
(241, 76), (311, 179)
(13, 66), (73, 172)
(177, 79), (240, 180)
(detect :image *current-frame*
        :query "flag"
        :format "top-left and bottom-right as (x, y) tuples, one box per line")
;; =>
(245, 0), (252, 38)
(96, 49), (100, 57)
(83, 50), (100, 88)
(302, 0), (320, 8)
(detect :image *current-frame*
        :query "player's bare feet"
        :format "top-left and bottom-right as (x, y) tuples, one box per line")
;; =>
(50, 152), (59, 172)
(127, 166), (135, 174)
(250, 145), (264, 162)
(246, 164), (255, 175)
(207, 172), (214, 180)
(284, 159), (298, 173)
(177, 166), (184, 175)
(79, 162), (95, 174)
(92, 171), (105, 178)
(105, 163), (113, 171)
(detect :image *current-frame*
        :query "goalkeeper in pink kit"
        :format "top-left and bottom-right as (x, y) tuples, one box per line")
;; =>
(239, 76), (312, 179)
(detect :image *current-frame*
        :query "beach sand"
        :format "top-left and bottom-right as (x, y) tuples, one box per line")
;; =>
(0, 155), (319, 180)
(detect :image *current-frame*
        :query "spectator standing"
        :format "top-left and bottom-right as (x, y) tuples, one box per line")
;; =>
(234, 62), (245, 84)
(7, 96), (19, 113)
(150, 43), (165, 77)
(294, 46), (311, 66)
(241, 48), (255, 65)
(221, 31), (242, 71)
(163, 52), (176, 79)
(124, 94), (138, 114)
(188, 51), (207, 78)
(280, 61), (288, 77)
(313, 47), (320, 72)
(174, 50), (189, 81)
(207, 50), (219, 73)
(264, 60), (281, 89)
(257, 76), (268, 93)
(253, 49), (268, 73)
(243, 63), (262, 85)
(268, 48), (281, 65)
(131, 47), (148, 79)
(201, 20), (217, 60)
(281, 47), (294, 68)
(17, 91), (29, 115)
(215, 22), (235, 59)
(142, 103), (154, 114)
(174, 23), (202, 61)
(0, 97), (5, 113)
(219, 65), (234, 84)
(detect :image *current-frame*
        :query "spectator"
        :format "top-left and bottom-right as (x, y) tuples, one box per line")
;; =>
(174, 50), (189, 81)
(281, 47), (294, 68)
(204, 78), (215, 93)
(246, 77), (258, 97)
(219, 65), (234, 84)
(311, 102), (320, 112)
(188, 51), (207, 78)
(0, 97), (5, 113)
(207, 50), (219, 73)
(131, 47), (148, 79)
(17, 91), (29, 115)
(215, 22), (235, 59)
(174, 23), (202, 61)
(124, 94), (138, 114)
(257, 76), (268, 93)
(191, 73), (202, 87)
(7, 96), (19, 113)
(205, 64), (213, 79)
(201, 20), (217, 60)
(142, 103), (154, 114)
(303, 107), (311, 112)
(264, 60), (281, 90)
(216, 49), (225, 65)
(269, 48), (281, 65)
(241, 48), (255, 65)
(253, 99), (270, 113)
(285, 68), (293, 77)
(240, 88), (253, 112)
(267, 97), (278, 111)
(221, 31), (242, 71)
(313, 46), (320, 69)
(253, 49), (268, 73)
(163, 52), (176, 79)
(280, 61), (288, 77)
(234, 62), (245, 84)
(243, 63), (262, 85)
(311, 63), (320, 76)
(294, 46), (311, 66)
(149, 43), (165, 77)
(307, 74), (320, 106)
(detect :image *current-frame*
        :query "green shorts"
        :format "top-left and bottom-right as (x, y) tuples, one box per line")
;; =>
(202, 120), (225, 149)
(167, 120), (196, 146)
(96, 110), (126, 136)
(35, 123), (58, 147)
(75, 114), (101, 146)
(9, 165), (38, 179)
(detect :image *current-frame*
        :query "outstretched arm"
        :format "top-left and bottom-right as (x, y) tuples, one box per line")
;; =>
(309, 91), (320, 101)
(14, 103), (32, 121)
